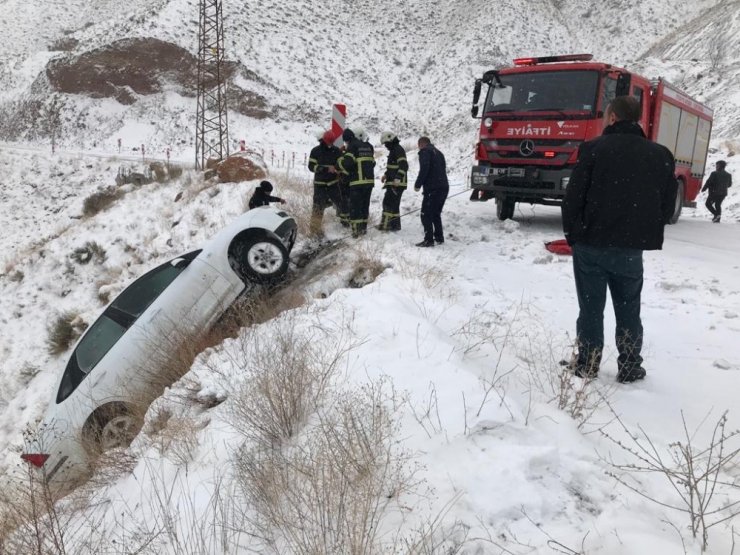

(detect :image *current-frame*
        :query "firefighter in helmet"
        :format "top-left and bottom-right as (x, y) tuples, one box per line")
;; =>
(377, 131), (408, 231)
(308, 129), (342, 234)
(337, 127), (375, 237)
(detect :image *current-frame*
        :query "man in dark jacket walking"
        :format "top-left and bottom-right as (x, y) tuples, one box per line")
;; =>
(562, 95), (677, 383)
(338, 128), (375, 237)
(308, 130), (342, 233)
(414, 137), (449, 247)
(702, 160), (732, 223)
(377, 131), (408, 231)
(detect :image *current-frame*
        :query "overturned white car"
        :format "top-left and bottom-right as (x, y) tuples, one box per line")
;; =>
(21, 206), (297, 487)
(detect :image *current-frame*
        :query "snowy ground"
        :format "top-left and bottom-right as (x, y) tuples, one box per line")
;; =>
(1, 143), (739, 553)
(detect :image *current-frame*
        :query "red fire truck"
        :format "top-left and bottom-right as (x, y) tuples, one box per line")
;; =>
(470, 54), (713, 223)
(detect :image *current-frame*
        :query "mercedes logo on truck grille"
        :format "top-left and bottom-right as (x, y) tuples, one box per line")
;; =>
(519, 139), (535, 157)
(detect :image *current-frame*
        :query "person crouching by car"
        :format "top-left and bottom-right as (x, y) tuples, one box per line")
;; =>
(248, 180), (285, 210)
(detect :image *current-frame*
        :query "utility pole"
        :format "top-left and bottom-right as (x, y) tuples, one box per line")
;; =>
(195, 0), (229, 170)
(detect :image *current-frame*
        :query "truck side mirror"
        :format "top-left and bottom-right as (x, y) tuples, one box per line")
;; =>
(472, 79), (482, 119)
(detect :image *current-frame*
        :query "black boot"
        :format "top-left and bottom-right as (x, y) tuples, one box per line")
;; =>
(416, 240), (434, 247)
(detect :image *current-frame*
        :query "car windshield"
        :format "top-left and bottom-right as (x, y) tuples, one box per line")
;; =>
(484, 70), (598, 114)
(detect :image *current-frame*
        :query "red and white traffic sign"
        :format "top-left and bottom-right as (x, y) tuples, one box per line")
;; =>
(331, 103), (346, 147)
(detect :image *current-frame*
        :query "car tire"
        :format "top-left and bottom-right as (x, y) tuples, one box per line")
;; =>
(83, 403), (142, 455)
(669, 179), (684, 224)
(496, 197), (515, 220)
(233, 233), (289, 284)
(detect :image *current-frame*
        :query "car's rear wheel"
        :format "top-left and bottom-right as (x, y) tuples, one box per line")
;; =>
(83, 403), (142, 455)
(232, 233), (289, 284)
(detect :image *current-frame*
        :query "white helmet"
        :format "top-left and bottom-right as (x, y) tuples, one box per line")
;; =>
(355, 127), (368, 142)
(380, 131), (396, 144)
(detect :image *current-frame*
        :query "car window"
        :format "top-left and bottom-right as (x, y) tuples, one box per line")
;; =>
(111, 257), (192, 318)
(56, 315), (126, 403)
(76, 315), (127, 373)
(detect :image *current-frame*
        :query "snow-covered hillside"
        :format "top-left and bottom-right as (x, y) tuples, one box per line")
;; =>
(0, 0), (736, 172)
(1, 1), (740, 553)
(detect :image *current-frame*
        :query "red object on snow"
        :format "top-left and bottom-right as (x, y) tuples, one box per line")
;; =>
(545, 239), (572, 255)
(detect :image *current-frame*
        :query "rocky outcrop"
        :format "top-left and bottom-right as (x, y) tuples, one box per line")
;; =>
(45, 37), (271, 117)
(216, 152), (267, 183)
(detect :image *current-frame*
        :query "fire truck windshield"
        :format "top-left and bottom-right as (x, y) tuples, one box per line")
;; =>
(484, 70), (599, 116)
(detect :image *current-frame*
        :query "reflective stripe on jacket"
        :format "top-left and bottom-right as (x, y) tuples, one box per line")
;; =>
(308, 143), (341, 186)
(384, 142), (408, 187)
(338, 138), (375, 187)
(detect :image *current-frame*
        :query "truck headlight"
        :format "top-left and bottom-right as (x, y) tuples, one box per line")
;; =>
(483, 117), (493, 128)
(560, 177), (570, 189)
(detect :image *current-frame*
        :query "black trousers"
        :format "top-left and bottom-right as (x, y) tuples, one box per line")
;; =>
(572, 244), (644, 373)
(380, 187), (404, 230)
(338, 181), (350, 226)
(420, 187), (448, 242)
(349, 185), (373, 236)
(705, 194), (726, 217)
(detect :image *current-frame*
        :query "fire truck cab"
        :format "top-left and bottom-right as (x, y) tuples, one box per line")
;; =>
(470, 54), (713, 223)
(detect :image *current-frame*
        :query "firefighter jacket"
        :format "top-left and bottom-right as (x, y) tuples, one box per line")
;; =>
(308, 142), (341, 186)
(415, 144), (449, 192)
(384, 140), (408, 187)
(702, 169), (732, 197)
(562, 120), (677, 251)
(338, 138), (375, 187)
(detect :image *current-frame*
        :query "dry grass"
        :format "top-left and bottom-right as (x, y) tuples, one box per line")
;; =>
(82, 187), (123, 217)
(348, 241), (387, 288)
(69, 241), (107, 265)
(234, 378), (413, 554)
(0, 457), (159, 554)
(224, 310), (359, 447)
(46, 311), (87, 355)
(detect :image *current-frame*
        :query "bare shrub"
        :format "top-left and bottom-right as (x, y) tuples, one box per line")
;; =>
(0, 456), (159, 554)
(70, 241), (107, 265)
(601, 408), (740, 551)
(517, 319), (614, 430)
(234, 378), (413, 554)
(145, 407), (202, 467)
(168, 165), (183, 179)
(225, 312), (359, 447)
(348, 241), (387, 288)
(46, 311), (87, 355)
(82, 187), (122, 217)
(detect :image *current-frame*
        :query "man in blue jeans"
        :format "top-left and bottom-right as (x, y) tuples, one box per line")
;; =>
(562, 96), (678, 383)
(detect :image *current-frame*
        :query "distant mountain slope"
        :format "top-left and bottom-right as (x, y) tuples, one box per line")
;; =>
(0, 0), (737, 160)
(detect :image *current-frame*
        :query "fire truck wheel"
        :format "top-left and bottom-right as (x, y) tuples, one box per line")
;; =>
(496, 197), (515, 220)
(669, 179), (684, 224)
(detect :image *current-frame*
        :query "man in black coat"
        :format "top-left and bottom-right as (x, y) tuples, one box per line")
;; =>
(562, 95), (677, 383)
(248, 181), (285, 210)
(308, 130), (342, 233)
(414, 136), (449, 247)
(702, 160), (732, 223)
